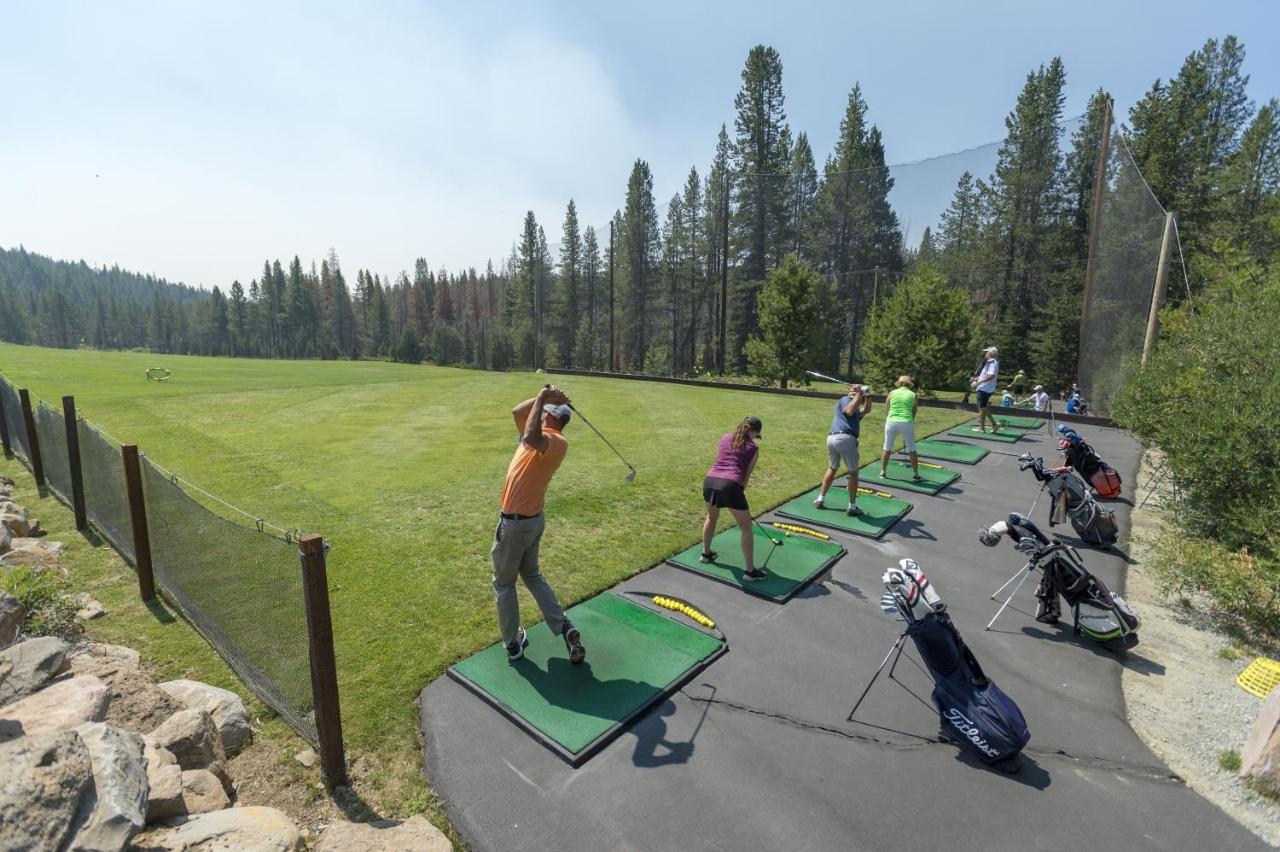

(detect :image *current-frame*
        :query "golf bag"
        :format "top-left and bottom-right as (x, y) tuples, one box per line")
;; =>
(882, 562), (1030, 767)
(980, 514), (1139, 650)
(1056, 427), (1122, 498)
(1020, 454), (1119, 547)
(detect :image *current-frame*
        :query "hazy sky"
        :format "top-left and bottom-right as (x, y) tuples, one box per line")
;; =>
(2, 1), (1277, 289)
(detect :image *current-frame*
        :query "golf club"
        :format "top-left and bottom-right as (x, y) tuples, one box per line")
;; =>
(752, 518), (784, 547)
(806, 370), (869, 394)
(546, 385), (637, 481)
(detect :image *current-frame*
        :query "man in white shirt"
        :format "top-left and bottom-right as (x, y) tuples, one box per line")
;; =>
(969, 346), (1000, 433)
(1029, 384), (1050, 413)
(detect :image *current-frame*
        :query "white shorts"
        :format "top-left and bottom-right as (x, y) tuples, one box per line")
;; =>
(883, 421), (917, 453)
(826, 432), (858, 470)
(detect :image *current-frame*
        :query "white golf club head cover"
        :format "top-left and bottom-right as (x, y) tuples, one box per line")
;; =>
(882, 559), (945, 619)
(977, 520), (1009, 547)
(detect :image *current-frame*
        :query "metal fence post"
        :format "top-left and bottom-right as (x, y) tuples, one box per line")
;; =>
(18, 389), (44, 485)
(0, 385), (11, 457)
(299, 533), (347, 787)
(62, 396), (88, 530)
(121, 445), (156, 601)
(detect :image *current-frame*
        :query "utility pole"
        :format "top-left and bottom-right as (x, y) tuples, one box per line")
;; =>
(608, 219), (615, 373)
(1077, 97), (1113, 386)
(1143, 212), (1176, 364)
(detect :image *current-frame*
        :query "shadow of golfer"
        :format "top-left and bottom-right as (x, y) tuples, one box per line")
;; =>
(631, 700), (694, 767)
(515, 657), (654, 723)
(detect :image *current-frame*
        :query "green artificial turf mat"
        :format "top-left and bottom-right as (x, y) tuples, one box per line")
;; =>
(858, 460), (959, 495)
(907, 439), (989, 465)
(992, 414), (1047, 429)
(666, 524), (845, 602)
(447, 592), (724, 765)
(777, 486), (911, 539)
(947, 426), (1023, 444)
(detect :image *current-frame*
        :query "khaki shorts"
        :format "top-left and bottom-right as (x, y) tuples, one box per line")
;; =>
(826, 432), (858, 470)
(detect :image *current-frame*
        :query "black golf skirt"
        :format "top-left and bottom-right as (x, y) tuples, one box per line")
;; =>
(703, 476), (749, 511)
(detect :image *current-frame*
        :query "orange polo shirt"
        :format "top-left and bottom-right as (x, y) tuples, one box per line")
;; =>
(499, 428), (568, 516)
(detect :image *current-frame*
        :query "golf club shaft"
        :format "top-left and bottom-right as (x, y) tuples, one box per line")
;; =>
(752, 519), (782, 546)
(544, 384), (636, 474)
(805, 369), (849, 385)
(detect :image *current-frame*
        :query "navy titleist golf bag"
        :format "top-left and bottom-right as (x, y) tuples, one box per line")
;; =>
(979, 513), (1140, 651)
(1018, 453), (1119, 547)
(877, 561), (1030, 769)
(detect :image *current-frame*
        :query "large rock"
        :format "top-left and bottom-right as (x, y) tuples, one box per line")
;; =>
(0, 674), (110, 742)
(0, 635), (71, 705)
(0, 590), (24, 647)
(0, 545), (65, 575)
(73, 722), (149, 851)
(315, 815), (452, 852)
(0, 522), (10, 555)
(10, 537), (64, 554)
(159, 679), (252, 755)
(0, 730), (95, 851)
(0, 512), (30, 538)
(1241, 684), (1280, 796)
(131, 806), (304, 851)
(143, 738), (185, 823)
(74, 592), (107, 620)
(148, 708), (232, 794)
(179, 768), (230, 815)
(69, 643), (184, 735)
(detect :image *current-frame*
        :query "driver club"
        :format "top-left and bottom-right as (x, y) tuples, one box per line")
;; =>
(546, 384), (637, 481)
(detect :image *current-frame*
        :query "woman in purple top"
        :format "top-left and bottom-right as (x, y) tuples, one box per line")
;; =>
(700, 416), (766, 581)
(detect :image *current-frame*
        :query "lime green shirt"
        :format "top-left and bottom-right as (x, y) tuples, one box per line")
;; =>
(887, 387), (916, 423)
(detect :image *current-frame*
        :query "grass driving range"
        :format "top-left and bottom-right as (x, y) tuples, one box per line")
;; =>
(0, 342), (970, 817)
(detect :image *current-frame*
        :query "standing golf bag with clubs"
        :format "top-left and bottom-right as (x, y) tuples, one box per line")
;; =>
(1055, 426), (1122, 498)
(876, 561), (1030, 769)
(979, 514), (1140, 651)
(1018, 453), (1119, 547)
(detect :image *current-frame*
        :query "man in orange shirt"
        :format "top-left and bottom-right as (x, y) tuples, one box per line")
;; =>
(492, 384), (586, 664)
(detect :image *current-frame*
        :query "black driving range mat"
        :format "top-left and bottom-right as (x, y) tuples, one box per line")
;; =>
(946, 426), (1023, 444)
(858, 460), (959, 495)
(907, 439), (989, 465)
(777, 486), (912, 540)
(666, 525), (846, 603)
(447, 592), (725, 767)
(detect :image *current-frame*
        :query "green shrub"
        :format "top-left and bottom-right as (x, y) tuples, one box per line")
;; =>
(1219, 750), (1242, 773)
(859, 265), (975, 394)
(0, 567), (81, 638)
(1146, 529), (1280, 637)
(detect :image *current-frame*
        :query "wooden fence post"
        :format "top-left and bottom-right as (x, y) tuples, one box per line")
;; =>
(62, 396), (88, 531)
(121, 445), (155, 601)
(18, 389), (44, 485)
(299, 533), (347, 788)
(0, 386), (11, 457)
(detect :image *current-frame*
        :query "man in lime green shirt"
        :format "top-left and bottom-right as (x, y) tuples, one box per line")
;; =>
(880, 375), (921, 480)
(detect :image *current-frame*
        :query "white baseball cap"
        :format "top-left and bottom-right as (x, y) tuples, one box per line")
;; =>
(983, 345), (998, 354)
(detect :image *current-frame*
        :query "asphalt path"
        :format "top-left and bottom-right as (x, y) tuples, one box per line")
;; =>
(420, 421), (1266, 851)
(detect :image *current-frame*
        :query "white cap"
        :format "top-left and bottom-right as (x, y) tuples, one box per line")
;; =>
(984, 345), (998, 354)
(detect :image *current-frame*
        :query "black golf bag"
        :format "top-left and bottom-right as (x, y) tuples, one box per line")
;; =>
(882, 562), (1030, 767)
(1056, 427), (1122, 498)
(981, 514), (1139, 650)
(1020, 454), (1119, 546)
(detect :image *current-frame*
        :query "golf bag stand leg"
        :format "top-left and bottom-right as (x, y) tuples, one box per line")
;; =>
(985, 565), (1039, 631)
(847, 633), (909, 722)
(989, 564), (1028, 600)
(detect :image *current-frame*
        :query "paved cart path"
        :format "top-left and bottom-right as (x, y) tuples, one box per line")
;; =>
(420, 424), (1264, 851)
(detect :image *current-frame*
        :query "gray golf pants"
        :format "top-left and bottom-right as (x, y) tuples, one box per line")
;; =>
(491, 513), (568, 646)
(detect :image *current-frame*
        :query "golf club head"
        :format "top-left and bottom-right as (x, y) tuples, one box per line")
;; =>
(625, 468), (636, 482)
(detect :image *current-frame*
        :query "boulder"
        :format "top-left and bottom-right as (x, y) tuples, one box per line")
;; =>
(179, 768), (230, 815)
(0, 522), (10, 555)
(0, 500), (23, 518)
(1241, 684), (1280, 796)
(73, 722), (149, 851)
(315, 815), (452, 852)
(0, 730), (95, 851)
(148, 708), (232, 794)
(131, 806), (304, 852)
(10, 537), (64, 554)
(0, 545), (65, 574)
(0, 674), (110, 742)
(74, 592), (107, 620)
(294, 747), (316, 768)
(0, 512), (30, 538)
(159, 679), (252, 755)
(143, 738), (185, 823)
(0, 590), (24, 647)
(0, 635), (71, 705)
(69, 643), (184, 735)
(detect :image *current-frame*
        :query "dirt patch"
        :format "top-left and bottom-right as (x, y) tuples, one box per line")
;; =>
(1123, 450), (1280, 847)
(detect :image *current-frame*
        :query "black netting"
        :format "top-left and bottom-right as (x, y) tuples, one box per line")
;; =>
(140, 458), (316, 743)
(77, 419), (135, 563)
(0, 378), (29, 462)
(1078, 131), (1167, 416)
(34, 401), (71, 503)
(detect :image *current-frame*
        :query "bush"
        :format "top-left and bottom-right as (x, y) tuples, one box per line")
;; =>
(859, 264), (974, 393)
(0, 567), (82, 638)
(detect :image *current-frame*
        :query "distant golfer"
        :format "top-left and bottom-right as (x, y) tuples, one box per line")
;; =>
(814, 383), (873, 516)
(1029, 384), (1051, 413)
(700, 416), (767, 581)
(970, 346), (1000, 433)
(1000, 386), (1015, 408)
(1011, 368), (1027, 396)
(492, 384), (586, 664)
(880, 376), (921, 481)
